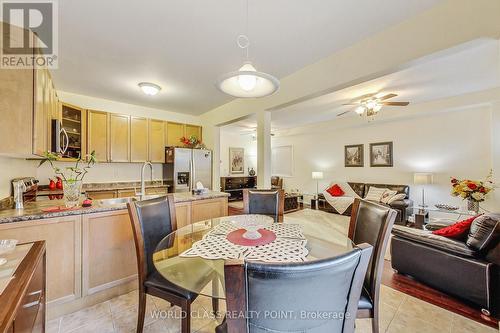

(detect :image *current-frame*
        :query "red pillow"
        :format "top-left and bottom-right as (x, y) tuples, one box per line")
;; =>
(432, 215), (481, 239)
(326, 184), (345, 197)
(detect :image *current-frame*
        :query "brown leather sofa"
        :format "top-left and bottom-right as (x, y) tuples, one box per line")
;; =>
(317, 182), (413, 224)
(391, 213), (500, 317)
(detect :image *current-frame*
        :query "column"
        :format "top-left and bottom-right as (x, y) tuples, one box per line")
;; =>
(489, 102), (500, 211)
(256, 111), (272, 188)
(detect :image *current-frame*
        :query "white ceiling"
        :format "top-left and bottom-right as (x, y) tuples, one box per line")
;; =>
(53, 0), (441, 115)
(268, 39), (500, 129)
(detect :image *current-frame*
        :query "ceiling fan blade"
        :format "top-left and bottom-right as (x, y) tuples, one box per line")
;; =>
(378, 93), (398, 101)
(342, 103), (358, 106)
(382, 101), (409, 106)
(337, 110), (351, 117)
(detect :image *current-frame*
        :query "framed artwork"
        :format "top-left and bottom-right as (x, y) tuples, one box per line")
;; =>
(344, 144), (364, 167)
(370, 142), (393, 167)
(229, 147), (244, 174)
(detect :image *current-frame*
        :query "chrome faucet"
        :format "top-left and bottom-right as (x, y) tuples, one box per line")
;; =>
(137, 161), (153, 200)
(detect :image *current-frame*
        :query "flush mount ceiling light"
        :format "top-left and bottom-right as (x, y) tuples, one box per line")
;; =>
(138, 82), (161, 96)
(215, 0), (280, 98)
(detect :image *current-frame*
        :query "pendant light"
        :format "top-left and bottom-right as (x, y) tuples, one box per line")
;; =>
(216, 0), (280, 98)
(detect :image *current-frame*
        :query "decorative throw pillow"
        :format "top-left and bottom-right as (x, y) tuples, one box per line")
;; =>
(466, 213), (499, 251)
(433, 215), (481, 239)
(364, 187), (387, 202)
(326, 184), (344, 197)
(387, 193), (407, 204)
(380, 190), (398, 204)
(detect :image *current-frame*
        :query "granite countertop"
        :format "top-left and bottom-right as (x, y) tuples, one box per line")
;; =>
(0, 191), (229, 224)
(37, 181), (169, 196)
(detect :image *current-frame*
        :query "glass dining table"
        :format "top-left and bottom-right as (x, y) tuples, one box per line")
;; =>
(153, 215), (353, 300)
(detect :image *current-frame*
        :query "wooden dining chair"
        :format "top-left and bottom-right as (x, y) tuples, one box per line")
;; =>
(216, 243), (373, 333)
(348, 198), (397, 333)
(127, 195), (198, 333)
(243, 189), (285, 222)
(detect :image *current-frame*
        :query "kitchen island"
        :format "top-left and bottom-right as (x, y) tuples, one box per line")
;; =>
(0, 191), (229, 318)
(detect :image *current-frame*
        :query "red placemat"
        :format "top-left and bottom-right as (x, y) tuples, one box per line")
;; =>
(226, 228), (276, 246)
(41, 206), (81, 213)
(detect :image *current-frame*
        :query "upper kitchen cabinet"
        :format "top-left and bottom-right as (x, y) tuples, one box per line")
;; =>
(185, 124), (202, 141)
(33, 67), (49, 156)
(87, 110), (108, 162)
(166, 122), (185, 147)
(130, 116), (148, 162)
(60, 103), (87, 160)
(149, 119), (165, 163)
(109, 114), (130, 162)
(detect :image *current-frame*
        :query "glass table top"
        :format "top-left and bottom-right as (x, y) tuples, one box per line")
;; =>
(153, 215), (354, 299)
(410, 206), (476, 216)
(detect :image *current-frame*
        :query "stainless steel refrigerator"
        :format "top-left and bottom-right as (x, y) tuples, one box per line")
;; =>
(163, 147), (212, 193)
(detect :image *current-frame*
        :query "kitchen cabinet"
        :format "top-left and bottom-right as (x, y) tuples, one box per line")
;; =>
(191, 197), (228, 223)
(87, 110), (108, 162)
(33, 65), (48, 156)
(174, 202), (192, 229)
(149, 119), (166, 163)
(60, 103), (87, 160)
(130, 116), (148, 162)
(185, 124), (202, 141)
(0, 62), (34, 156)
(166, 122), (185, 147)
(82, 210), (137, 296)
(109, 114), (130, 162)
(0, 216), (82, 306)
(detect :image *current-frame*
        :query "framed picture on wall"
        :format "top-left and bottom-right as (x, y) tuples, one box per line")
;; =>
(229, 147), (245, 174)
(370, 142), (393, 167)
(344, 144), (364, 167)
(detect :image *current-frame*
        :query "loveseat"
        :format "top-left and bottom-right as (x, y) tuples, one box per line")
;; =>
(391, 214), (500, 317)
(317, 182), (413, 224)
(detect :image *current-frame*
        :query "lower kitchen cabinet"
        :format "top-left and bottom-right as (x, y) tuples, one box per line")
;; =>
(82, 210), (137, 295)
(191, 197), (228, 223)
(174, 202), (192, 229)
(0, 216), (81, 305)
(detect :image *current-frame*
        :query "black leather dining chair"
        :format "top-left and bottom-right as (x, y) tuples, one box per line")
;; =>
(243, 189), (285, 222)
(127, 195), (198, 333)
(348, 198), (397, 333)
(216, 243), (373, 333)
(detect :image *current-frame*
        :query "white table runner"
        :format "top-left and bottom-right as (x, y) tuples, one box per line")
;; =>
(180, 222), (309, 262)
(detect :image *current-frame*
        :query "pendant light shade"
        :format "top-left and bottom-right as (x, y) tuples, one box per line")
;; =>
(216, 62), (280, 98)
(216, 0), (280, 98)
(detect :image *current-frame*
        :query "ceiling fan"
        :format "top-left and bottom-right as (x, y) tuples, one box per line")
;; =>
(337, 93), (409, 118)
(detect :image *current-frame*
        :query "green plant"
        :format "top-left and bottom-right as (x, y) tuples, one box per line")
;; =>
(38, 151), (97, 183)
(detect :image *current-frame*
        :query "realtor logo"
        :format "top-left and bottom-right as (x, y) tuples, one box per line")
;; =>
(1, 0), (58, 68)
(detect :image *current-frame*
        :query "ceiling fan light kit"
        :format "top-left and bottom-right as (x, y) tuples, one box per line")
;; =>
(216, 0), (280, 98)
(338, 93), (409, 119)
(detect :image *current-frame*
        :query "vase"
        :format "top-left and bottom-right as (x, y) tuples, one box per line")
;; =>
(63, 180), (82, 208)
(467, 199), (479, 214)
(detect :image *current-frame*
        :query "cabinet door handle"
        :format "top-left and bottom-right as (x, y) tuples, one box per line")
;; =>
(27, 290), (42, 297)
(23, 300), (40, 309)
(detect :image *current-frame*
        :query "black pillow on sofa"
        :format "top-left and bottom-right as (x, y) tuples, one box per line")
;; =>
(466, 213), (500, 251)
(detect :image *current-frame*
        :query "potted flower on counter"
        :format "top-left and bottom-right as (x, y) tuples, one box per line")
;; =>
(450, 171), (494, 213)
(38, 151), (97, 208)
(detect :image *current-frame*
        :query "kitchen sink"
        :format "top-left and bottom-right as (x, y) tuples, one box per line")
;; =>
(96, 194), (163, 206)
(96, 197), (137, 206)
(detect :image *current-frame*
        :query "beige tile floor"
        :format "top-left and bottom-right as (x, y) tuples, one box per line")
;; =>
(46, 285), (499, 333)
(46, 209), (499, 333)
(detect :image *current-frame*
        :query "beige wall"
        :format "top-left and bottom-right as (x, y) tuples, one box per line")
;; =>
(219, 130), (257, 177)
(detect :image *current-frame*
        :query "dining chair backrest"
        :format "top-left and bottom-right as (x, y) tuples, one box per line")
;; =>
(348, 198), (397, 304)
(127, 195), (177, 281)
(243, 189), (285, 222)
(224, 244), (373, 333)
